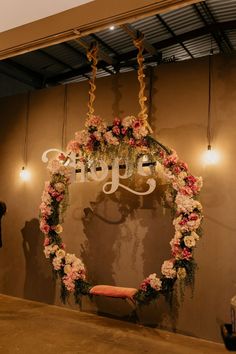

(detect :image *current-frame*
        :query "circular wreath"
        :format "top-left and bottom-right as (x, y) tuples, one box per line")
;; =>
(39, 115), (203, 305)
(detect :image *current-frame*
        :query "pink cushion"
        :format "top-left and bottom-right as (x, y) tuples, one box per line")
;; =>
(89, 285), (137, 299)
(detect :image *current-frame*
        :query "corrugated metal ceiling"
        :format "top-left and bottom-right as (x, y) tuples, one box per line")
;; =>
(0, 0), (235, 97)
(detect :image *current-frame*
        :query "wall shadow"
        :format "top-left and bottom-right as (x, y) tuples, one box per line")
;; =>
(81, 177), (178, 327)
(111, 73), (124, 118)
(22, 218), (56, 304)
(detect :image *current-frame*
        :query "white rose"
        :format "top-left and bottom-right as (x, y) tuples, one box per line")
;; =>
(161, 260), (177, 279)
(72, 259), (84, 272)
(65, 253), (77, 264)
(55, 224), (63, 234)
(148, 273), (162, 291)
(64, 264), (72, 274)
(184, 235), (196, 248)
(191, 231), (200, 241)
(54, 182), (65, 193)
(56, 249), (66, 259)
(52, 257), (62, 270)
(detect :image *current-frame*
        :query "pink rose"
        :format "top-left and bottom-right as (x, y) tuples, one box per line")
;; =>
(44, 237), (50, 246)
(128, 138), (135, 146)
(113, 118), (121, 126)
(121, 127), (127, 135)
(112, 126), (120, 135)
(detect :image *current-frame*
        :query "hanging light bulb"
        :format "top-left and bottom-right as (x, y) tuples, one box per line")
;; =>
(202, 51), (220, 166)
(202, 145), (220, 165)
(20, 166), (31, 181)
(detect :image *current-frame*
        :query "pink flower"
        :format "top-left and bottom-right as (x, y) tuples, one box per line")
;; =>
(112, 126), (120, 135)
(121, 127), (127, 135)
(179, 161), (188, 171)
(132, 118), (141, 129)
(179, 186), (193, 196)
(56, 195), (64, 202)
(182, 248), (192, 260)
(40, 221), (50, 234)
(58, 153), (66, 161)
(163, 154), (178, 167)
(173, 166), (181, 174)
(113, 118), (121, 126)
(43, 237), (50, 246)
(128, 138), (135, 146)
(189, 213), (198, 221)
(67, 140), (80, 153)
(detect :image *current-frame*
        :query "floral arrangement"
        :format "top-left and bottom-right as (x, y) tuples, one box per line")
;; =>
(39, 114), (203, 305)
(39, 159), (91, 302)
(66, 115), (152, 164)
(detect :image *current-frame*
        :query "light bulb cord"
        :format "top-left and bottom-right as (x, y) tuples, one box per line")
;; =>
(23, 92), (30, 167)
(207, 55), (212, 148)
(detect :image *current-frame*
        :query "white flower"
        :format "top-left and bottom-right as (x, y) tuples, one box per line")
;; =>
(191, 231), (200, 241)
(175, 231), (182, 239)
(56, 249), (66, 259)
(65, 253), (77, 264)
(161, 260), (176, 279)
(148, 273), (162, 291)
(55, 224), (63, 234)
(133, 126), (148, 139)
(41, 190), (51, 203)
(52, 256), (62, 270)
(44, 244), (59, 258)
(122, 115), (134, 128)
(72, 258), (85, 272)
(54, 182), (65, 193)
(175, 193), (202, 213)
(64, 264), (72, 274)
(75, 130), (90, 145)
(104, 131), (119, 145)
(177, 267), (187, 280)
(184, 235), (196, 248)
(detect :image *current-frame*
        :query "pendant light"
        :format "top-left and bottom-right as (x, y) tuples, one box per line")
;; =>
(202, 52), (220, 165)
(20, 92), (31, 181)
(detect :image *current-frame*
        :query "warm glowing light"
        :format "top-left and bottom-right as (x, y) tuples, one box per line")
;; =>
(202, 145), (220, 165)
(20, 167), (31, 181)
(109, 25), (115, 30)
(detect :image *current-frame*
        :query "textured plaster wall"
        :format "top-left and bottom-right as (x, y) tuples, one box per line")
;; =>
(0, 54), (235, 342)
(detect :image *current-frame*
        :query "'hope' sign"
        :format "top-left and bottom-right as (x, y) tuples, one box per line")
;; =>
(42, 149), (157, 196)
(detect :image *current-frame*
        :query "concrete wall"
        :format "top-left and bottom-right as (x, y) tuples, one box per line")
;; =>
(0, 54), (235, 342)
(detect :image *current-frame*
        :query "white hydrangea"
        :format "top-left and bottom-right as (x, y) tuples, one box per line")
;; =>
(175, 193), (202, 213)
(148, 273), (162, 291)
(65, 253), (77, 264)
(44, 244), (59, 259)
(161, 260), (177, 279)
(52, 256), (62, 270)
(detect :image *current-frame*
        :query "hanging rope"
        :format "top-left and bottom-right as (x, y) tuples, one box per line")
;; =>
(61, 85), (68, 151)
(86, 43), (98, 121)
(133, 35), (152, 133)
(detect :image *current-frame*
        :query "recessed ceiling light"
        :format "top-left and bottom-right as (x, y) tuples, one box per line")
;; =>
(109, 25), (115, 30)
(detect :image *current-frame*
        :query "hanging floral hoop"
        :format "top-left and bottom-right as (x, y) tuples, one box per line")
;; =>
(39, 38), (203, 305)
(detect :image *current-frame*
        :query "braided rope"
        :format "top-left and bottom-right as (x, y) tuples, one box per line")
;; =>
(86, 44), (98, 120)
(133, 36), (152, 133)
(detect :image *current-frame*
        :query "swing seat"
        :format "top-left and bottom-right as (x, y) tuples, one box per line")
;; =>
(89, 285), (137, 300)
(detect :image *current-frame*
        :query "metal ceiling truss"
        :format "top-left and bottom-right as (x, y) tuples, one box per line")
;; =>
(193, 2), (234, 54)
(1, 2), (236, 90)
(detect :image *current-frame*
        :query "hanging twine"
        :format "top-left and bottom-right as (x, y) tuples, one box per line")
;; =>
(86, 43), (98, 120)
(133, 36), (153, 133)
